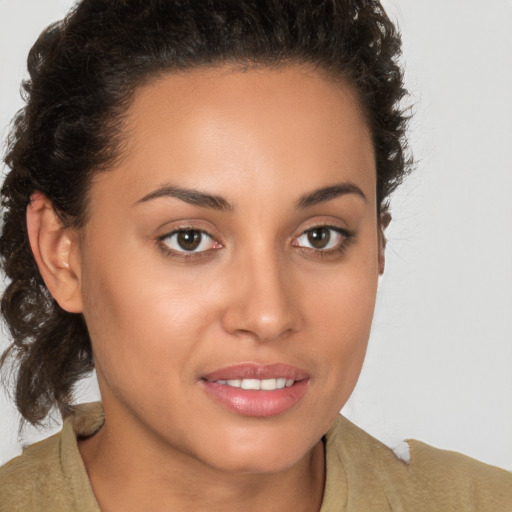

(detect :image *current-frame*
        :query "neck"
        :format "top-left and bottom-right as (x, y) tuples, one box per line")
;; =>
(78, 410), (325, 512)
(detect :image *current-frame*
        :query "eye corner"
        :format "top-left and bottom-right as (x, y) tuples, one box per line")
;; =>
(291, 224), (356, 254)
(157, 227), (223, 258)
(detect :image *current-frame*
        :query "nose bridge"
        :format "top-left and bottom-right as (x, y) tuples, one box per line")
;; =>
(222, 242), (300, 341)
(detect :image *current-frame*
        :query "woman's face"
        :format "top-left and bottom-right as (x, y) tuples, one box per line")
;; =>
(75, 65), (379, 473)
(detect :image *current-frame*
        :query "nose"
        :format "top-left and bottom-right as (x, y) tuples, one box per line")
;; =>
(221, 251), (302, 342)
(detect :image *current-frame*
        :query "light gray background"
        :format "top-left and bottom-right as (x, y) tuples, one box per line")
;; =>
(1, 0), (511, 470)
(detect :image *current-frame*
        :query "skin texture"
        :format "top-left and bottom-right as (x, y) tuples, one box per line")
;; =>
(27, 65), (381, 511)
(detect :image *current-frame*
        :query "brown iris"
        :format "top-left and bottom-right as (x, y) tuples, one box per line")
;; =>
(307, 227), (331, 249)
(177, 230), (202, 251)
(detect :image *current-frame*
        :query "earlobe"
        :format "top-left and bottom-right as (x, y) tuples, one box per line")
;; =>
(378, 210), (392, 275)
(378, 246), (385, 275)
(26, 192), (83, 313)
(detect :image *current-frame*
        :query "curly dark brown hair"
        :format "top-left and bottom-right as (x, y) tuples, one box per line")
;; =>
(0, 0), (411, 426)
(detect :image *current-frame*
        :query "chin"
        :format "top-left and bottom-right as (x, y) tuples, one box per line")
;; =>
(207, 449), (308, 475)
(192, 425), (319, 475)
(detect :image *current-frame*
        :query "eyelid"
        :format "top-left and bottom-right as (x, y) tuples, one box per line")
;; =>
(155, 221), (354, 260)
(157, 226), (223, 257)
(291, 224), (355, 253)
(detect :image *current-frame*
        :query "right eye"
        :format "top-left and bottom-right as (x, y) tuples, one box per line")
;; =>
(159, 229), (222, 254)
(291, 225), (353, 254)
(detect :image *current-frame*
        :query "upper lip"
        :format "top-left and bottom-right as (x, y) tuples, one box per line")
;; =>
(202, 363), (309, 382)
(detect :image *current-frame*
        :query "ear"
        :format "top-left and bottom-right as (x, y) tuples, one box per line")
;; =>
(26, 192), (83, 313)
(378, 210), (392, 275)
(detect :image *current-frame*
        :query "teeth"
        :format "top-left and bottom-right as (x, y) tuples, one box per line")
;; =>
(241, 379), (260, 390)
(277, 378), (287, 389)
(261, 379), (277, 390)
(215, 378), (295, 390)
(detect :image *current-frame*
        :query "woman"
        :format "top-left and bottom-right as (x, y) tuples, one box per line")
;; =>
(0, 0), (510, 510)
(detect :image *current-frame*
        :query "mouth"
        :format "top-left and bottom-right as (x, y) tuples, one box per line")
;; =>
(209, 378), (295, 390)
(201, 363), (309, 417)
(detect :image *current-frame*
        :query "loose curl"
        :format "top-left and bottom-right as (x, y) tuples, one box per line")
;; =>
(0, 0), (411, 425)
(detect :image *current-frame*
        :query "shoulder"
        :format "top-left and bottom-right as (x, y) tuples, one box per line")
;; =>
(406, 439), (512, 509)
(0, 432), (65, 511)
(326, 415), (512, 511)
(0, 403), (103, 512)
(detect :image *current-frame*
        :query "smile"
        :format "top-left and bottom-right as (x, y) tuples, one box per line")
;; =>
(212, 378), (295, 390)
(201, 363), (309, 417)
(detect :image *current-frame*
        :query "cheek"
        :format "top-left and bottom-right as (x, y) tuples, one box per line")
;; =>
(307, 238), (378, 332)
(311, 280), (375, 369)
(79, 239), (221, 385)
(304, 248), (379, 382)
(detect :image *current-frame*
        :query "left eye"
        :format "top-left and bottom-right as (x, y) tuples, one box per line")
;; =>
(292, 226), (346, 251)
(161, 229), (220, 253)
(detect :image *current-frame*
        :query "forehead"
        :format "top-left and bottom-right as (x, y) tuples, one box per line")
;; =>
(90, 65), (376, 211)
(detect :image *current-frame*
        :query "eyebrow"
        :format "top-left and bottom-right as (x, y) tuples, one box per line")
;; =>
(295, 182), (367, 209)
(134, 185), (234, 211)
(134, 180), (366, 211)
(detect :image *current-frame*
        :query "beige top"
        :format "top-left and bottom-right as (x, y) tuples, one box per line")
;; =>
(0, 402), (511, 511)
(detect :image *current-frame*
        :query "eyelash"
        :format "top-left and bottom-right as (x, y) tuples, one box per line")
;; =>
(157, 224), (355, 259)
(157, 228), (220, 259)
(292, 225), (355, 257)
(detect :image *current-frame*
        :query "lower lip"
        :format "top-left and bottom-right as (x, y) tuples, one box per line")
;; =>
(201, 379), (308, 417)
